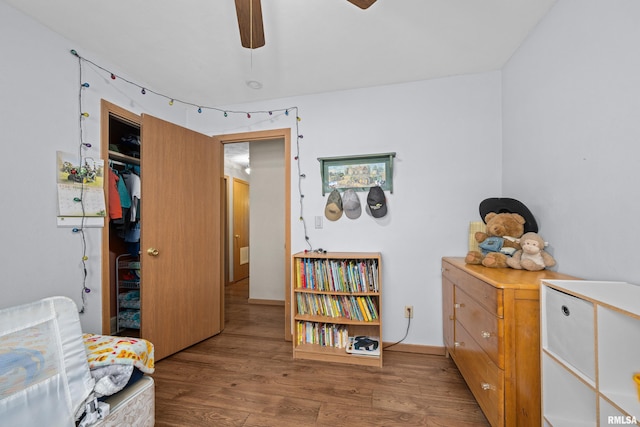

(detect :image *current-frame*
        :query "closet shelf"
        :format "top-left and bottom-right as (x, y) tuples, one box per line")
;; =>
(109, 150), (140, 166)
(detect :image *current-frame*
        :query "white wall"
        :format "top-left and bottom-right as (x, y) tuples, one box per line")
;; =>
(2, 0), (503, 346)
(502, 0), (640, 282)
(0, 1), (190, 333)
(249, 140), (285, 301)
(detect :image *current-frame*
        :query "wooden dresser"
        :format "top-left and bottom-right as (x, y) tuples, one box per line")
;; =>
(441, 257), (577, 427)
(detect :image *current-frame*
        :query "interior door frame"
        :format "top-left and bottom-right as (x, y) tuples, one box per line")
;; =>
(213, 129), (292, 341)
(222, 175), (229, 286)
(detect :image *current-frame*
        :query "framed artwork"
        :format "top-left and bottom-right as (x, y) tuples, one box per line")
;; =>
(318, 152), (395, 195)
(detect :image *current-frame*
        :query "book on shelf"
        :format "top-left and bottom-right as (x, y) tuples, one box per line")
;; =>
(296, 321), (349, 348)
(295, 257), (380, 293)
(356, 297), (370, 321)
(295, 293), (379, 321)
(345, 335), (380, 357)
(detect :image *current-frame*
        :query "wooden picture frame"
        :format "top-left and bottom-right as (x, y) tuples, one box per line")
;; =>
(318, 152), (395, 195)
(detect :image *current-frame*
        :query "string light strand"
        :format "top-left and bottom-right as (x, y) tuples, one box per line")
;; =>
(292, 108), (312, 251)
(71, 50), (292, 118)
(70, 49), (316, 267)
(74, 50), (91, 313)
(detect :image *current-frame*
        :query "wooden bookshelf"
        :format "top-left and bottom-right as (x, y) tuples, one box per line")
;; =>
(292, 251), (382, 367)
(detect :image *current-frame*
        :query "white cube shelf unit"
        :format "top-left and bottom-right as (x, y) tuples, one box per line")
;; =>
(541, 280), (640, 426)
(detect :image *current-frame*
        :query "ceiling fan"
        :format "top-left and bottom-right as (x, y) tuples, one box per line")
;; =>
(234, 0), (377, 49)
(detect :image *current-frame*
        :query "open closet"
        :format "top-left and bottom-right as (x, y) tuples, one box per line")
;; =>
(101, 100), (224, 361)
(107, 114), (142, 337)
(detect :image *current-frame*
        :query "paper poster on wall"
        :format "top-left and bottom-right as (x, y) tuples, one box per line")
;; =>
(56, 151), (106, 222)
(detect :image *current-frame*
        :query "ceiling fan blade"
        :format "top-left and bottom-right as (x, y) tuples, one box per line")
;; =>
(347, 0), (377, 9)
(234, 0), (265, 49)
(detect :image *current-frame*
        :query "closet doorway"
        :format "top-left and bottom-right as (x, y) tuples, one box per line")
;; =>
(215, 129), (292, 341)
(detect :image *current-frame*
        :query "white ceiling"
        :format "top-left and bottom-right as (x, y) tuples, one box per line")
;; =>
(5, 0), (556, 108)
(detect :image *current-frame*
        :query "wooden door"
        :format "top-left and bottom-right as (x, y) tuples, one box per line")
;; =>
(140, 114), (222, 360)
(232, 178), (250, 282)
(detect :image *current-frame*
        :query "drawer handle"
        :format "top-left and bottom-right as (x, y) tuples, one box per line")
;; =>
(561, 305), (570, 316)
(454, 341), (464, 347)
(481, 382), (495, 391)
(449, 315), (454, 320)
(481, 331), (492, 339)
(454, 303), (464, 309)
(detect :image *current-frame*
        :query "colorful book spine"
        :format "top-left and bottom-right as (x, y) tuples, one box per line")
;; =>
(295, 321), (349, 348)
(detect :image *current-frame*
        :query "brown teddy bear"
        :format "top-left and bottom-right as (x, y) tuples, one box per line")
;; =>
(465, 212), (525, 268)
(506, 232), (556, 271)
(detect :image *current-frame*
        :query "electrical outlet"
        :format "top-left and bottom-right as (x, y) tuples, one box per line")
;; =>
(404, 305), (413, 318)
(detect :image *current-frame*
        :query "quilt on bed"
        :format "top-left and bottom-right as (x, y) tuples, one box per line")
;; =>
(83, 334), (154, 397)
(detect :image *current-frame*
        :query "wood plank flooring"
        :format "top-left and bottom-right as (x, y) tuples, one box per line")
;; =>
(153, 279), (490, 426)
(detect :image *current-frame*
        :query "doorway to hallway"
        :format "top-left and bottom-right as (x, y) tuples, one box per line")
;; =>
(218, 128), (292, 341)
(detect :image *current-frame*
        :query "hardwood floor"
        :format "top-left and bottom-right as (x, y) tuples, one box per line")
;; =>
(153, 279), (490, 426)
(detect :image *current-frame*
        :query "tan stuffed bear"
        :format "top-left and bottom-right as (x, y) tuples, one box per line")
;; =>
(465, 212), (525, 268)
(506, 232), (556, 271)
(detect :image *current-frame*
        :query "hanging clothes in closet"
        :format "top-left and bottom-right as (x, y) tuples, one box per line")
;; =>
(109, 161), (140, 256)
(121, 165), (141, 256)
(122, 166), (141, 222)
(108, 161), (133, 222)
(108, 167), (123, 220)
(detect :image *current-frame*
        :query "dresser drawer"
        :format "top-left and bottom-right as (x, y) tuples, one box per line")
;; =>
(454, 320), (504, 427)
(543, 287), (595, 381)
(443, 261), (502, 317)
(455, 287), (503, 369)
